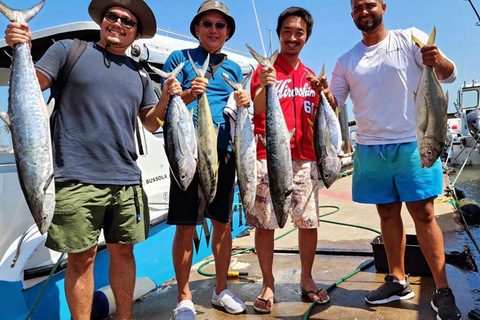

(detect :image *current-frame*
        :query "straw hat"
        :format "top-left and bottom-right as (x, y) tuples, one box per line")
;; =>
(190, 0), (236, 41)
(89, 0), (157, 39)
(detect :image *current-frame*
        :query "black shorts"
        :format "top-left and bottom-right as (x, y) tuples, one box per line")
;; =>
(167, 150), (236, 225)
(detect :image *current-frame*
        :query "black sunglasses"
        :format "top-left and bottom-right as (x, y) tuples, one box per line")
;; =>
(104, 10), (137, 29)
(199, 20), (227, 30)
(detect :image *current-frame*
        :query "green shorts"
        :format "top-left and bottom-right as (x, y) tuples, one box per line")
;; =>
(46, 182), (150, 253)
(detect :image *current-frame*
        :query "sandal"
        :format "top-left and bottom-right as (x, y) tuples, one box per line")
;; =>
(301, 287), (330, 304)
(253, 295), (274, 314)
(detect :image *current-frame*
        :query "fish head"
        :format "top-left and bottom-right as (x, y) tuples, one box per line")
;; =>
(418, 137), (444, 168)
(176, 157), (198, 191)
(38, 194), (55, 234)
(321, 157), (341, 188)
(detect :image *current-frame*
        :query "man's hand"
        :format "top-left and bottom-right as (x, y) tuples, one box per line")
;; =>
(190, 77), (209, 97)
(5, 22), (32, 48)
(162, 77), (182, 97)
(234, 89), (251, 107)
(259, 66), (276, 88)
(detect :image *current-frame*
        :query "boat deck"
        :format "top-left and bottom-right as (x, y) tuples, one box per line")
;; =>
(111, 173), (477, 320)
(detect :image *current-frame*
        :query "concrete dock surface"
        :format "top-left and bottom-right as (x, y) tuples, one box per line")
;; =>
(112, 173), (479, 319)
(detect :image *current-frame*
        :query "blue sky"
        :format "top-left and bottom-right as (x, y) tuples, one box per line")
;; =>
(1, 0), (480, 147)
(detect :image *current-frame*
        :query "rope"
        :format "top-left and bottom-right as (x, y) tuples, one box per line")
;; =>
(24, 252), (66, 320)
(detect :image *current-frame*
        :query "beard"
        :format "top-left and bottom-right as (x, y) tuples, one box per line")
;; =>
(354, 13), (382, 33)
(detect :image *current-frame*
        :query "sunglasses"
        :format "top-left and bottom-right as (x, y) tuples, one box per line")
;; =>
(199, 20), (227, 30)
(103, 10), (137, 29)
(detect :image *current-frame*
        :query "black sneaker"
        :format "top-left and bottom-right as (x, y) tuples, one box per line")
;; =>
(365, 274), (415, 304)
(431, 287), (462, 320)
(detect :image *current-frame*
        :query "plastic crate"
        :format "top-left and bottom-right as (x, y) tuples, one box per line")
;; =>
(371, 234), (432, 276)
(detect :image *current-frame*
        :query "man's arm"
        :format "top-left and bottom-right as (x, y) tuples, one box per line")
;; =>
(421, 45), (455, 81)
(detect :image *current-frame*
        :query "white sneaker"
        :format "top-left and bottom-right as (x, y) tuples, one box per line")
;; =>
(173, 299), (196, 320)
(211, 289), (246, 314)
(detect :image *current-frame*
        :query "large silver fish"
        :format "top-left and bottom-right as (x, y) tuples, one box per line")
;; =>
(149, 62), (198, 191)
(412, 27), (449, 168)
(247, 44), (292, 228)
(222, 71), (256, 214)
(188, 51), (218, 203)
(0, 0), (54, 234)
(306, 66), (342, 188)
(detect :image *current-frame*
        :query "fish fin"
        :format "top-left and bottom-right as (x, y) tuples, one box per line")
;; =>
(149, 62), (184, 79)
(221, 73), (240, 91)
(190, 108), (194, 117)
(307, 118), (314, 128)
(289, 129), (295, 141)
(304, 68), (315, 79)
(246, 44), (278, 68)
(156, 117), (164, 127)
(176, 123), (188, 156)
(240, 70), (253, 89)
(411, 35), (424, 49)
(43, 173), (54, 193)
(188, 50), (209, 78)
(307, 124), (314, 143)
(0, 110), (11, 127)
(259, 134), (266, 147)
(0, 0), (44, 23)
(285, 188), (293, 198)
(418, 96), (430, 132)
(427, 26), (436, 45)
(46, 97), (55, 117)
(319, 62), (326, 78)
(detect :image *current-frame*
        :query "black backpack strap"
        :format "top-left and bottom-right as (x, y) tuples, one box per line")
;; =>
(131, 59), (148, 101)
(130, 59), (148, 156)
(50, 38), (88, 101)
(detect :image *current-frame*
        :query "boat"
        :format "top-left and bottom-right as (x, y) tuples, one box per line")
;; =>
(445, 80), (480, 166)
(0, 21), (257, 320)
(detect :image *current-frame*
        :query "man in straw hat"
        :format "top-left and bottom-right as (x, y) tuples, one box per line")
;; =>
(157, 0), (250, 319)
(5, 0), (181, 319)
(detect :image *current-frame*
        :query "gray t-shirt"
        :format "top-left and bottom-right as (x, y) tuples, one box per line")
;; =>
(36, 40), (157, 185)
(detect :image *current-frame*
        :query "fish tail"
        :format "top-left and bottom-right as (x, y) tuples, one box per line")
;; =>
(246, 44), (278, 68)
(188, 50), (209, 78)
(411, 35), (424, 48)
(427, 26), (436, 45)
(0, 0), (45, 23)
(149, 62), (184, 79)
(319, 62), (326, 78)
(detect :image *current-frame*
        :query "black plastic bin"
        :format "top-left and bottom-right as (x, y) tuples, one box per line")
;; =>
(371, 234), (432, 276)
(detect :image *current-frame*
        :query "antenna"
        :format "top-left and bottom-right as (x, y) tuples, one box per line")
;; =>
(466, 0), (480, 26)
(251, 0), (267, 56)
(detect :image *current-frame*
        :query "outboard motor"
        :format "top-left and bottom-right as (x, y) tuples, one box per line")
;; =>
(467, 109), (480, 138)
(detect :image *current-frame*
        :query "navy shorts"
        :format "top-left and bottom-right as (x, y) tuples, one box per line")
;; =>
(352, 142), (443, 204)
(167, 150), (236, 225)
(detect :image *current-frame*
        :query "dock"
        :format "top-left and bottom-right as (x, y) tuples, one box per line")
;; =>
(111, 173), (478, 320)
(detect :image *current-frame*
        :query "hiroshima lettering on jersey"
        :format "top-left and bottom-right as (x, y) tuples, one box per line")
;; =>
(275, 79), (316, 99)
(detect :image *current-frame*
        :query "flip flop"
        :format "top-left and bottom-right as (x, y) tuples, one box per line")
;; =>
(301, 287), (330, 304)
(253, 295), (274, 314)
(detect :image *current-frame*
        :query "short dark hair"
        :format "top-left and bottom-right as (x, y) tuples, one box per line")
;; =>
(276, 7), (313, 40)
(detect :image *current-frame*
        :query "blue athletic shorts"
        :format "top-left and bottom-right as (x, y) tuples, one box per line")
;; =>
(352, 142), (443, 204)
